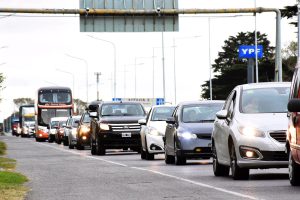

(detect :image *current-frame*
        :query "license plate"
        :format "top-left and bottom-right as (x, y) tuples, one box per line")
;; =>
(122, 132), (131, 137)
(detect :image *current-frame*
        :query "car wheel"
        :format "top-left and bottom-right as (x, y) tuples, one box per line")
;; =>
(76, 142), (84, 150)
(164, 144), (175, 164)
(230, 143), (249, 180)
(91, 139), (96, 155)
(48, 135), (54, 143)
(145, 139), (154, 160)
(96, 136), (105, 155)
(63, 136), (69, 146)
(35, 138), (40, 142)
(141, 146), (146, 160)
(174, 140), (186, 165)
(56, 137), (61, 144)
(289, 150), (300, 186)
(212, 144), (229, 176)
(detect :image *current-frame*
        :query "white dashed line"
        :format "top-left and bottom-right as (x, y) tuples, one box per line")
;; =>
(33, 140), (260, 200)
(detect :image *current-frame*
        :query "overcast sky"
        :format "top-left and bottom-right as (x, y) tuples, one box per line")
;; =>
(0, 0), (297, 121)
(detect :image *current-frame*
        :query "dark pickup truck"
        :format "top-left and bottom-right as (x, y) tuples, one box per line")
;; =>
(89, 101), (146, 155)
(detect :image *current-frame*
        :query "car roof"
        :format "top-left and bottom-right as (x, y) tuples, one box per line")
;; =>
(101, 101), (143, 105)
(178, 100), (225, 107)
(240, 82), (291, 90)
(151, 105), (176, 109)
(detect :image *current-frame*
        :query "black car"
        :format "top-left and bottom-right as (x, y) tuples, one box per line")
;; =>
(164, 100), (224, 165)
(89, 101), (147, 155)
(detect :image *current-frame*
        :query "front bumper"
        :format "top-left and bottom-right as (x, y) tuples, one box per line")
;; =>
(146, 134), (164, 154)
(99, 131), (141, 149)
(177, 137), (212, 158)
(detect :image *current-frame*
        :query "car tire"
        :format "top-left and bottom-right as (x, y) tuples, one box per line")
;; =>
(230, 144), (249, 180)
(289, 150), (300, 186)
(63, 136), (69, 146)
(164, 144), (175, 164)
(212, 144), (230, 176)
(91, 139), (96, 155)
(76, 142), (84, 150)
(141, 146), (146, 160)
(145, 139), (154, 160)
(48, 135), (54, 143)
(35, 138), (40, 142)
(96, 136), (105, 155)
(174, 140), (186, 165)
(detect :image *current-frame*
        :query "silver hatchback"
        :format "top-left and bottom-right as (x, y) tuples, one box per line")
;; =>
(212, 82), (290, 180)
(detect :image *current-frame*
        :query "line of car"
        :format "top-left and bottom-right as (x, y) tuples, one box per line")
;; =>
(36, 69), (300, 186)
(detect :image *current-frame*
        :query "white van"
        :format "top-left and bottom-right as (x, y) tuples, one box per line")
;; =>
(48, 117), (68, 143)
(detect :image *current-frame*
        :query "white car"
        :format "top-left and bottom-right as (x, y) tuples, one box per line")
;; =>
(212, 82), (290, 180)
(139, 105), (176, 160)
(48, 116), (68, 143)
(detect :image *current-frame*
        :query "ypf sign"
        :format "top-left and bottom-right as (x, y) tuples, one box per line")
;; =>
(238, 45), (263, 59)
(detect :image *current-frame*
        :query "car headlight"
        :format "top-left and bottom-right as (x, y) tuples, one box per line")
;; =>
(100, 123), (110, 131)
(238, 126), (265, 138)
(72, 129), (77, 136)
(178, 132), (197, 139)
(82, 126), (90, 133)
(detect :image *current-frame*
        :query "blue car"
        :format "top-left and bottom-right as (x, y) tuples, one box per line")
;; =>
(164, 100), (224, 165)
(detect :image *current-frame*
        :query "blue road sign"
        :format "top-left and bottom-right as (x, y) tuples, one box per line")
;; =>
(238, 45), (263, 59)
(112, 98), (122, 101)
(156, 98), (165, 105)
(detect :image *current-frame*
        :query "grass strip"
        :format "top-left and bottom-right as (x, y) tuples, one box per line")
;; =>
(0, 140), (28, 200)
(0, 141), (6, 155)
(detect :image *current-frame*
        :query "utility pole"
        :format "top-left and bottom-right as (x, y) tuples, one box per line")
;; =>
(94, 72), (102, 101)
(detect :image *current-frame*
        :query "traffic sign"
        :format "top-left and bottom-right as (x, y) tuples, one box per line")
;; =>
(238, 45), (263, 59)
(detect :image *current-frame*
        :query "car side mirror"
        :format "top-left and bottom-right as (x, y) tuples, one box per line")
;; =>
(288, 99), (300, 112)
(216, 110), (228, 119)
(166, 117), (176, 124)
(138, 118), (146, 125)
(89, 111), (98, 118)
(88, 104), (98, 111)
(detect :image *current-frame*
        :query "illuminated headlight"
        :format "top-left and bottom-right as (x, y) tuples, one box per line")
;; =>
(72, 129), (77, 136)
(178, 132), (197, 139)
(39, 134), (43, 137)
(82, 126), (90, 133)
(24, 127), (29, 132)
(149, 128), (163, 136)
(13, 128), (17, 131)
(238, 126), (265, 138)
(82, 136), (87, 140)
(100, 123), (110, 131)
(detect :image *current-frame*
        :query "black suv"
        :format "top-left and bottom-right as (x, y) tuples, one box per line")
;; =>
(89, 101), (146, 155)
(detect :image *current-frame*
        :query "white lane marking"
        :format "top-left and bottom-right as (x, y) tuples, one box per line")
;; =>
(35, 142), (127, 167)
(131, 167), (260, 200)
(34, 141), (259, 200)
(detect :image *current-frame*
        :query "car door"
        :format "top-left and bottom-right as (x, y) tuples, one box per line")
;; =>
(165, 106), (179, 156)
(141, 108), (152, 150)
(215, 90), (237, 164)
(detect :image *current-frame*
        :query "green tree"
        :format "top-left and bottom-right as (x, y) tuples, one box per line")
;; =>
(282, 41), (297, 81)
(73, 98), (87, 115)
(281, 5), (297, 27)
(13, 98), (34, 109)
(201, 31), (276, 100)
(0, 73), (5, 102)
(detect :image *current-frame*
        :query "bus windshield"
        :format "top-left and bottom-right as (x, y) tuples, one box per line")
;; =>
(39, 89), (71, 104)
(38, 108), (71, 126)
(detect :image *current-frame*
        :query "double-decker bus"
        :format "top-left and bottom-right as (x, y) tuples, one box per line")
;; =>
(35, 86), (73, 142)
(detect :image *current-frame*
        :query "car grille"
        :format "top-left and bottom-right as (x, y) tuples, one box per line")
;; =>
(196, 133), (211, 140)
(110, 123), (141, 132)
(261, 151), (288, 161)
(269, 131), (286, 143)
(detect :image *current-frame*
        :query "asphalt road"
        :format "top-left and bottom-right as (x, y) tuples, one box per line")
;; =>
(1, 135), (300, 200)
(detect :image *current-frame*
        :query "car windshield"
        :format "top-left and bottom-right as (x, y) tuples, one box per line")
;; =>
(151, 107), (175, 121)
(241, 87), (290, 113)
(182, 103), (224, 123)
(51, 121), (59, 128)
(83, 113), (91, 123)
(101, 103), (145, 116)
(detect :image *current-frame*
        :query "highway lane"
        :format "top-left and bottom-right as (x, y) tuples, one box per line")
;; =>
(1, 135), (300, 200)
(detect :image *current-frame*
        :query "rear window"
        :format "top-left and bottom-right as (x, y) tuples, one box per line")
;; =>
(151, 107), (175, 121)
(182, 103), (223, 123)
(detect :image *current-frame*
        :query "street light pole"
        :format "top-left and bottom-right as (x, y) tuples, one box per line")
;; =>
(56, 68), (75, 99)
(87, 35), (117, 99)
(94, 72), (102, 101)
(65, 54), (88, 103)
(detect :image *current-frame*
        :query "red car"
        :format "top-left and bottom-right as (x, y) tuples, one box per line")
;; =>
(287, 64), (300, 186)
